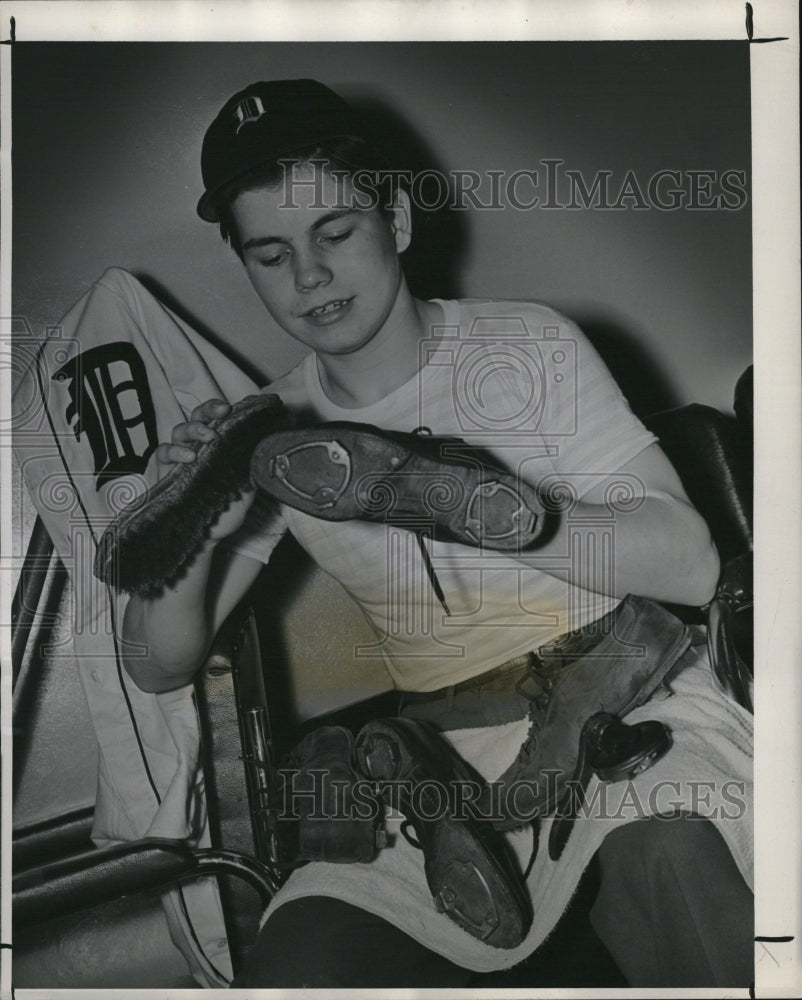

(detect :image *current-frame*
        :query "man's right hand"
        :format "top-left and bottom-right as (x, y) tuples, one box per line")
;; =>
(154, 397), (256, 540)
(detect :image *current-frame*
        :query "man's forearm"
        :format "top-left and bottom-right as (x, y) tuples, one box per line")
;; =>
(520, 495), (720, 606)
(122, 542), (216, 693)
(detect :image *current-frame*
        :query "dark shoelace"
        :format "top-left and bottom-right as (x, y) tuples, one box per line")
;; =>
(415, 531), (451, 616)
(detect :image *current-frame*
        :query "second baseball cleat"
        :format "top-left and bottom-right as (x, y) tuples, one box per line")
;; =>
(251, 422), (548, 550)
(355, 717), (532, 949)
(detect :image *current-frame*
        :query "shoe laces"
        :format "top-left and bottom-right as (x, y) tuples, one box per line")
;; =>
(415, 531), (451, 616)
(506, 665), (555, 764)
(514, 664), (553, 710)
(404, 427), (452, 617)
(400, 818), (422, 849)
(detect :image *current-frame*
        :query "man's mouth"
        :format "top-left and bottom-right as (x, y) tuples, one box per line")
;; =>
(305, 298), (352, 318)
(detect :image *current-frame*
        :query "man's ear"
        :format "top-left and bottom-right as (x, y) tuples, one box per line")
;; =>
(389, 188), (412, 253)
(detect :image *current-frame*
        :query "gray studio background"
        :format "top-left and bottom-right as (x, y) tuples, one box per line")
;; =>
(13, 41), (751, 410)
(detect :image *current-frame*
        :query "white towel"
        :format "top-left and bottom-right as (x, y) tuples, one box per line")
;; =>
(266, 645), (752, 972)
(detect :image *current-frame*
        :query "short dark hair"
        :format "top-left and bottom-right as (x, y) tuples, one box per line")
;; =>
(217, 137), (401, 261)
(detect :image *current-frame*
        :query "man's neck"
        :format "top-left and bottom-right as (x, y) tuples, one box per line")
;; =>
(316, 296), (444, 409)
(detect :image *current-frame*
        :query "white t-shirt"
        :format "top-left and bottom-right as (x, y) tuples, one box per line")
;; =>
(228, 299), (656, 691)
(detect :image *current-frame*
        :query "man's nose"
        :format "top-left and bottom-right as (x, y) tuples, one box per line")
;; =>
(294, 250), (332, 292)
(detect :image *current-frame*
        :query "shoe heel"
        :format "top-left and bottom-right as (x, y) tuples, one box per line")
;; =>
(427, 825), (530, 948)
(356, 732), (406, 782)
(432, 858), (501, 941)
(463, 480), (542, 548)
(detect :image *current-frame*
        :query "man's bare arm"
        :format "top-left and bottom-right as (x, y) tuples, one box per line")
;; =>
(518, 443), (720, 606)
(121, 398), (268, 693)
(122, 544), (264, 693)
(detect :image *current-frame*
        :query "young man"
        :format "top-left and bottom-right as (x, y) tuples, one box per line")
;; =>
(122, 79), (753, 987)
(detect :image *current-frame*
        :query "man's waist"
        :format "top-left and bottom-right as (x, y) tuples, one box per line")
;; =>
(400, 601), (624, 707)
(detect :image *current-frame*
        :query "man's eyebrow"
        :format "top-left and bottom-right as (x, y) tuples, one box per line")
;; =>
(311, 208), (357, 231)
(241, 209), (357, 252)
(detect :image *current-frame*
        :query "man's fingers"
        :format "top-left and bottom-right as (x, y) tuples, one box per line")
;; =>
(160, 399), (230, 469)
(190, 398), (230, 423)
(172, 420), (218, 445)
(155, 442), (197, 465)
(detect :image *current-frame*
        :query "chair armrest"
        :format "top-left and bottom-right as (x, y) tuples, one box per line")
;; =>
(13, 837), (280, 926)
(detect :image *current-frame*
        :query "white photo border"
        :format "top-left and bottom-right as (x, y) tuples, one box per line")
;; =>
(1, 2), (799, 998)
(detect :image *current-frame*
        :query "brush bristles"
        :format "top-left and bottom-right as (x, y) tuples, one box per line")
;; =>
(95, 394), (291, 595)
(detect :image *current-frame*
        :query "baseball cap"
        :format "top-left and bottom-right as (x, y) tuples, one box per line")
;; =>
(197, 79), (368, 222)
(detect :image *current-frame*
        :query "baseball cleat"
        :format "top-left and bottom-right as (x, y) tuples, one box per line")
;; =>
(355, 717), (532, 949)
(251, 422), (547, 551)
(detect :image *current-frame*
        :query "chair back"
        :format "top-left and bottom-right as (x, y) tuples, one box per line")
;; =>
(643, 400), (752, 564)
